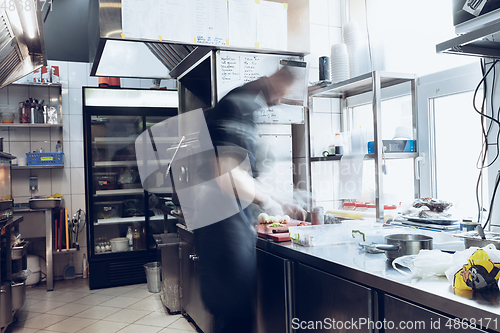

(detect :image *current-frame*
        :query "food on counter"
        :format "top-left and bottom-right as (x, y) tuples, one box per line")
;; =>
(258, 213), (269, 224)
(268, 223), (284, 228)
(412, 198), (452, 212)
(297, 222), (308, 226)
(258, 213), (291, 224)
(46, 193), (62, 199)
(419, 210), (451, 219)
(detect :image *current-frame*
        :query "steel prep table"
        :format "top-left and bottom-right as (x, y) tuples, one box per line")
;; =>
(256, 232), (500, 333)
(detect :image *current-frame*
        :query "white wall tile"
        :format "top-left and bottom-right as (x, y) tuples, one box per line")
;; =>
(51, 168), (72, 195)
(309, 68), (319, 83)
(9, 127), (29, 142)
(50, 127), (63, 143)
(62, 113), (71, 142)
(69, 88), (83, 115)
(312, 97), (332, 113)
(68, 62), (88, 89)
(61, 88), (69, 115)
(30, 127), (50, 141)
(70, 141), (84, 168)
(10, 141), (30, 159)
(71, 167), (85, 194)
(30, 141), (50, 153)
(30, 169), (52, 196)
(7, 85), (28, 106)
(161, 79), (177, 89)
(304, 54), (318, 70)
(11, 169), (30, 197)
(140, 79), (153, 89)
(328, 0), (342, 27)
(310, 24), (331, 59)
(329, 26), (342, 48)
(311, 161), (334, 202)
(0, 87), (8, 104)
(122, 78), (141, 89)
(48, 61), (69, 89)
(310, 0), (329, 25)
(69, 114), (84, 142)
(71, 194), (86, 214)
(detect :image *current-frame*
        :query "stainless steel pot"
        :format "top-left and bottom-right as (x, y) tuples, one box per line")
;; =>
(464, 238), (500, 250)
(376, 234), (433, 260)
(11, 281), (25, 311)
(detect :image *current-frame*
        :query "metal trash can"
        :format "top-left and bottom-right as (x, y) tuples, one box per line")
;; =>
(144, 262), (161, 293)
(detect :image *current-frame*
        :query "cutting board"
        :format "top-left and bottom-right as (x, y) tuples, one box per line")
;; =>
(256, 219), (309, 242)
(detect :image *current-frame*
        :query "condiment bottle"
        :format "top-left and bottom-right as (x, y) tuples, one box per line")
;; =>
(132, 223), (141, 250)
(126, 226), (133, 250)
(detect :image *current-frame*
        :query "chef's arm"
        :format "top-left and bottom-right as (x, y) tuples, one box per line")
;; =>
(216, 156), (306, 220)
(216, 156), (284, 216)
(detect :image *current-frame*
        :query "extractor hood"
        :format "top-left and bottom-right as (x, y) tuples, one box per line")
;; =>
(0, 2), (46, 89)
(88, 0), (309, 79)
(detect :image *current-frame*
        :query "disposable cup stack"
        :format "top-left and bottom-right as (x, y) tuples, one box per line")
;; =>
(343, 21), (362, 78)
(330, 43), (350, 84)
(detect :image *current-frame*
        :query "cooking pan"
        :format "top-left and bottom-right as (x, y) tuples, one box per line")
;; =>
(375, 234), (433, 260)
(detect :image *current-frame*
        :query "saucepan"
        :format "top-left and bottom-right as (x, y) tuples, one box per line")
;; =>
(375, 234), (433, 260)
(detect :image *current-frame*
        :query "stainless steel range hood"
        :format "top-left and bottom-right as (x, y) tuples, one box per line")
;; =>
(88, 0), (309, 79)
(0, 3), (46, 89)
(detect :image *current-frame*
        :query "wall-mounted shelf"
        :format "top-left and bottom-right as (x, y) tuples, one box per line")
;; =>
(94, 188), (144, 197)
(308, 71), (416, 99)
(12, 165), (64, 170)
(12, 82), (62, 87)
(310, 152), (419, 162)
(436, 20), (500, 59)
(95, 215), (163, 225)
(0, 123), (62, 128)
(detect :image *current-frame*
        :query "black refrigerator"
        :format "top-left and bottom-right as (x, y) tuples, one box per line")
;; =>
(83, 87), (178, 289)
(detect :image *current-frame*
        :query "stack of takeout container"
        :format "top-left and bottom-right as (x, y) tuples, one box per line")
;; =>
(330, 43), (350, 84)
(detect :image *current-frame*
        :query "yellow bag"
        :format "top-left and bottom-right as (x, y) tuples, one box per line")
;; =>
(452, 249), (500, 291)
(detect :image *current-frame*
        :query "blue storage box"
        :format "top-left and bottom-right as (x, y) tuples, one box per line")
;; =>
(26, 152), (64, 165)
(368, 140), (416, 154)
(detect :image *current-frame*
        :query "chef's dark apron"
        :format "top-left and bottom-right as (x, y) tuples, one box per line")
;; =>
(194, 87), (262, 318)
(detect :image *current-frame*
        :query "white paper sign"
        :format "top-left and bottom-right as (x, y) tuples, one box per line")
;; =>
(228, 0), (258, 48)
(256, 0), (287, 50)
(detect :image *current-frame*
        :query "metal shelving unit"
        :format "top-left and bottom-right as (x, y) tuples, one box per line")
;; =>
(308, 71), (418, 222)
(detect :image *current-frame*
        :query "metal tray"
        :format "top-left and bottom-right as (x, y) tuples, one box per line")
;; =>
(401, 215), (459, 225)
(29, 198), (62, 209)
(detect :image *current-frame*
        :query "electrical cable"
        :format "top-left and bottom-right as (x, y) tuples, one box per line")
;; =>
(472, 57), (500, 226)
(483, 170), (500, 229)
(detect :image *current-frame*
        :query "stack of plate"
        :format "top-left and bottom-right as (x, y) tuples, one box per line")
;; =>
(330, 43), (349, 84)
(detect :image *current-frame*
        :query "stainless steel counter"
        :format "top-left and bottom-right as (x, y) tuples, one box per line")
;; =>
(258, 230), (500, 331)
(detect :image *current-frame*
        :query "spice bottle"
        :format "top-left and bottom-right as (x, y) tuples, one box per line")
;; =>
(132, 223), (141, 250)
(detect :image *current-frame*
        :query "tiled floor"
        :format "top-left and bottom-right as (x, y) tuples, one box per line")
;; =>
(6, 279), (197, 333)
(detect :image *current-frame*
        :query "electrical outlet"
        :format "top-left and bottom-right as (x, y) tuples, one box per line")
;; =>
(29, 177), (38, 192)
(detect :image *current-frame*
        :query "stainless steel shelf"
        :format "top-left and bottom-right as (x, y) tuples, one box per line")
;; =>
(12, 82), (62, 87)
(0, 123), (62, 128)
(310, 152), (418, 162)
(94, 160), (137, 167)
(95, 188), (144, 197)
(13, 165), (64, 170)
(436, 20), (500, 59)
(95, 215), (163, 225)
(308, 71), (416, 99)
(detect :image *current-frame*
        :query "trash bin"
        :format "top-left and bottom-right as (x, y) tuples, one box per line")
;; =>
(144, 262), (161, 293)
